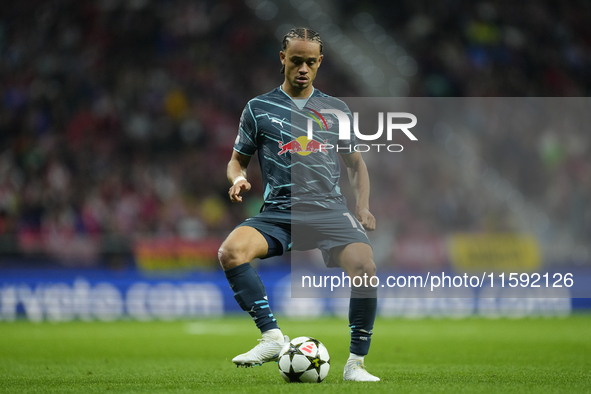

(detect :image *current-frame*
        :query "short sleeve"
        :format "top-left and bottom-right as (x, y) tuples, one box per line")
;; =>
(234, 103), (258, 156)
(337, 104), (358, 153)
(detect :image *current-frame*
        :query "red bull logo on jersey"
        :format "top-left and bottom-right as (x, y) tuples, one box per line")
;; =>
(278, 136), (328, 156)
(278, 109), (329, 156)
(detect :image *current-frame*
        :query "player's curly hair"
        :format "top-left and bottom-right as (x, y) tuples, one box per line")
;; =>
(280, 27), (323, 74)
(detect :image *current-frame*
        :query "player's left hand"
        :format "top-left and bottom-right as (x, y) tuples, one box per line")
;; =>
(355, 207), (376, 231)
(228, 179), (251, 203)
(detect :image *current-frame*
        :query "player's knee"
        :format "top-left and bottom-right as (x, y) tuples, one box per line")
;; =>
(346, 259), (376, 279)
(218, 243), (248, 270)
(362, 260), (377, 277)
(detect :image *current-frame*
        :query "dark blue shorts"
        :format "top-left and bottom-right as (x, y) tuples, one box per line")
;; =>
(236, 204), (371, 267)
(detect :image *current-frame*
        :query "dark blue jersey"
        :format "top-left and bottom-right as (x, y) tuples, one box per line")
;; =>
(234, 86), (356, 210)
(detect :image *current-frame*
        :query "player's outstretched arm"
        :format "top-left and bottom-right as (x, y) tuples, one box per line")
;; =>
(340, 152), (376, 231)
(227, 150), (252, 203)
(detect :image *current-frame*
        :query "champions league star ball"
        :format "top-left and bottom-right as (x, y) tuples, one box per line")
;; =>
(277, 337), (330, 383)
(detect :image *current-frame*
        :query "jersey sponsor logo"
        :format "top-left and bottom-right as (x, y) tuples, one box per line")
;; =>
(305, 139), (328, 153)
(276, 110), (330, 156)
(278, 136), (328, 156)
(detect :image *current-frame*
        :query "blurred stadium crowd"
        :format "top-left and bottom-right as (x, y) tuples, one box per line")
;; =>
(0, 0), (589, 266)
(344, 0), (591, 96)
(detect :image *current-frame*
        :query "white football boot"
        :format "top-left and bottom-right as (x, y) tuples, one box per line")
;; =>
(232, 329), (289, 367)
(343, 356), (380, 381)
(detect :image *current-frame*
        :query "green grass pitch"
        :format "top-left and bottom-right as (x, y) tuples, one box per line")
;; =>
(1, 315), (590, 393)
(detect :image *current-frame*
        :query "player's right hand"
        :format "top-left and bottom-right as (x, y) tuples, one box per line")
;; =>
(228, 180), (251, 202)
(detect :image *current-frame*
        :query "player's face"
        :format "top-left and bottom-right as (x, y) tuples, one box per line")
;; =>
(280, 40), (323, 95)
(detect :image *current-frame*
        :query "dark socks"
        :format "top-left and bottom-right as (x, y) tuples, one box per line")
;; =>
(224, 263), (279, 333)
(348, 286), (377, 356)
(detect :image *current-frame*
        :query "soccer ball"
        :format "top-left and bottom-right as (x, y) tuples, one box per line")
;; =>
(277, 336), (330, 383)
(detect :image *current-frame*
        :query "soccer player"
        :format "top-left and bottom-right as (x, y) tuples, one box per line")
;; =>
(218, 27), (380, 382)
